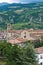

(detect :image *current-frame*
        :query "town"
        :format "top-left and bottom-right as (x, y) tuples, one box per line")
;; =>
(0, 24), (43, 44)
(0, 1), (43, 65)
(0, 24), (43, 65)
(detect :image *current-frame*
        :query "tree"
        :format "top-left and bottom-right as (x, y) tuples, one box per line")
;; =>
(0, 41), (37, 65)
(34, 40), (43, 48)
(21, 42), (37, 65)
(0, 41), (12, 61)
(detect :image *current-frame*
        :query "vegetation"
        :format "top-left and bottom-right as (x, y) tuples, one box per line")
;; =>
(33, 40), (43, 48)
(0, 41), (37, 65)
(0, 3), (43, 29)
(0, 39), (43, 65)
(23, 40), (43, 48)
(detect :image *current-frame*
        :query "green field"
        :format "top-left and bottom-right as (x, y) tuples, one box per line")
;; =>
(11, 22), (43, 30)
(0, 3), (43, 29)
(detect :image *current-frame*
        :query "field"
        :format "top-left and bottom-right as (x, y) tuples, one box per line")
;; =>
(0, 3), (43, 29)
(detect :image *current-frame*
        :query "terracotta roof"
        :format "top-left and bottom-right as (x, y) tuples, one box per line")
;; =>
(7, 30), (22, 34)
(35, 47), (43, 54)
(17, 38), (26, 42)
(7, 38), (26, 44)
(21, 29), (43, 33)
(8, 39), (20, 44)
(0, 29), (43, 33)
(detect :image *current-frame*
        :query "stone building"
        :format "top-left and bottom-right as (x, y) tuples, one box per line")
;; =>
(0, 24), (43, 44)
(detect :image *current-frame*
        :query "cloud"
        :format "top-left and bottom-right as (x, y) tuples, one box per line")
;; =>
(0, 0), (43, 3)
(0, 0), (20, 3)
(12, 0), (20, 3)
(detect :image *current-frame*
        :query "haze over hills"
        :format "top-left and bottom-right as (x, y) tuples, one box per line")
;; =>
(0, 2), (43, 30)
(0, 2), (9, 6)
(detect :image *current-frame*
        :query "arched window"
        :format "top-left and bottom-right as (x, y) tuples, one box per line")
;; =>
(24, 32), (26, 38)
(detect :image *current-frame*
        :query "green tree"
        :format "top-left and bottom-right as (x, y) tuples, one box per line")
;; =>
(0, 41), (37, 65)
(34, 40), (43, 48)
(0, 41), (12, 61)
(22, 42), (37, 65)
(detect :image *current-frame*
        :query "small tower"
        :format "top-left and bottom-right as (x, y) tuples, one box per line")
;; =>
(7, 23), (11, 31)
(6, 23), (11, 41)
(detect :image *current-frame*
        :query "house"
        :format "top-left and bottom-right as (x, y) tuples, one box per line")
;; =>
(35, 47), (43, 65)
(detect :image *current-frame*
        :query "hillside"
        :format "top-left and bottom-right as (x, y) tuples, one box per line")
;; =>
(0, 2), (43, 30)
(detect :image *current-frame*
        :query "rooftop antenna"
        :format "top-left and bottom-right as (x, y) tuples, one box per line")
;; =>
(39, 15), (41, 24)
(30, 16), (33, 24)
(39, 13), (42, 24)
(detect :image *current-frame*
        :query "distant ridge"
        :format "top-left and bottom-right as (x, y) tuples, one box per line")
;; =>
(0, 2), (9, 6)
(0, 2), (43, 30)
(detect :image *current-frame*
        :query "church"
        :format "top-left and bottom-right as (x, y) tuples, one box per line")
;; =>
(0, 24), (43, 44)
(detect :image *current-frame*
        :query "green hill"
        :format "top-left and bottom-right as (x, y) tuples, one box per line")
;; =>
(0, 2), (43, 30)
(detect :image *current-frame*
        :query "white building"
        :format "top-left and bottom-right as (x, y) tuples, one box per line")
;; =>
(35, 47), (43, 65)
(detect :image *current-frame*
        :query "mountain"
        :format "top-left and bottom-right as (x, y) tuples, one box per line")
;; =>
(0, 2), (9, 6)
(0, 2), (43, 30)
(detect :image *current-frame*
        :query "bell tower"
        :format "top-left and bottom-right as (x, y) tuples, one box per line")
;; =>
(7, 23), (11, 31)
(7, 23), (11, 41)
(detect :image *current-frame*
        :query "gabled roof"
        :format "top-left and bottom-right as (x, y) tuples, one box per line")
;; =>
(35, 47), (43, 54)
(0, 29), (43, 33)
(7, 38), (26, 44)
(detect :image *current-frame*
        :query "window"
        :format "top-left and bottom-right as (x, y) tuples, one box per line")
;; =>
(24, 32), (26, 38)
(40, 55), (43, 59)
(24, 35), (26, 38)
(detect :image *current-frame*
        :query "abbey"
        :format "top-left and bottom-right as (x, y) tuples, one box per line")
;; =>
(0, 24), (43, 44)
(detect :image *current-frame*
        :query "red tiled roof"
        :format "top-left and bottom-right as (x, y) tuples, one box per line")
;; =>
(17, 38), (26, 42)
(8, 39), (20, 44)
(0, 29), (43, 33)
(35, 47), (43, 54)
(7, 38), (26, 44)
(7, 30), (22, 35)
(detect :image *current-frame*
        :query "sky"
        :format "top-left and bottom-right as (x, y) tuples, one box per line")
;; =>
(0, 0), (43, 3)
